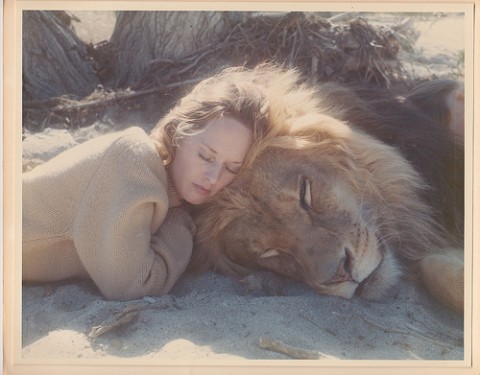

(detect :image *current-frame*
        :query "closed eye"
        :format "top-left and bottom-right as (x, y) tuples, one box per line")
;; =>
(300, 177), (312, 210)
(199, 152), (215, 162)
(226, 164), (241, 175)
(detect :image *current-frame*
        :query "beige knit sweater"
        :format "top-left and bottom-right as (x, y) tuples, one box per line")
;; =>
(23, 127), (196, 300)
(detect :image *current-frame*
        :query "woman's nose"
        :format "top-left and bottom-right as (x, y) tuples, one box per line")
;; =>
(205, 163), (222, 184)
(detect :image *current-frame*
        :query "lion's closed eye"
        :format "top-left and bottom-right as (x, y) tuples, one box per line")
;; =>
(300, 177), (312, 210)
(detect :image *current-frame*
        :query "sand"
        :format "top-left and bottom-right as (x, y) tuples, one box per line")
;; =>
(15, 10), (469, 372)
(22, 271), (464, 361)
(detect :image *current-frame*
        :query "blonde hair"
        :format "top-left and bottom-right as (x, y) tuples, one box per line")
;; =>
(150, 63), (320, 168)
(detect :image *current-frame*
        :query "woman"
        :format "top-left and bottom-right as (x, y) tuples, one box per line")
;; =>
(22, 65), (280, 301)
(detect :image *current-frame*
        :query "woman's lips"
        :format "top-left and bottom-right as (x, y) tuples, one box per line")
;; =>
(193, 183), (211, 195)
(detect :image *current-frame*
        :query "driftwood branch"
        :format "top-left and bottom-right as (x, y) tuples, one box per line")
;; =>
(23, 78), (201, 131)
(87, 301), (170, 339)
(88, 305), (140, 339)
(24, 77), (204, 123)
(259, 336), (330, 359)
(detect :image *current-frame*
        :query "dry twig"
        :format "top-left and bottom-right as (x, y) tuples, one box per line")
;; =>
(259, 336), (327, 359)
(87, 301), (170, 339)
(88, 305), (140, 339)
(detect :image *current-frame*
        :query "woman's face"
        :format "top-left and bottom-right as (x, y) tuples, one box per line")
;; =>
(169, 116), (253, 205)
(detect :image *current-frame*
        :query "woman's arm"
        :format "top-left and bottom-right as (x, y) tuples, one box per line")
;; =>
(71, 130), (195, 300)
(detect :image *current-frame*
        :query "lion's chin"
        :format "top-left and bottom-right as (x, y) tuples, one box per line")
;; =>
(354, 251), (402, 301)
(310, 251), (401, 301)
(313, 281), (359, 299)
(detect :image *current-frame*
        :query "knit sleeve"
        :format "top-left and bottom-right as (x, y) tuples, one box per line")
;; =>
(71, 134), (195, 300)
(150, 207), (196, 285)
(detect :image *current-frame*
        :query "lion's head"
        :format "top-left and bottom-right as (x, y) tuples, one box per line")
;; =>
(191, 113), (444, 301)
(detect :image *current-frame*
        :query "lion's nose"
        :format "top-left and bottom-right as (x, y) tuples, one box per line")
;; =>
(343, 247), (354, 275)
(336, 247), (354, 281)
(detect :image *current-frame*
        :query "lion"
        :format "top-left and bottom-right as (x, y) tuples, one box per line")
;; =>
(189, 72), (464, 314)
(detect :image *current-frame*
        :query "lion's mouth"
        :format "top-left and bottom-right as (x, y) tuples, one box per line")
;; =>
(323, 249), (355, 285)
(354, 241), (387, 295)
(320, 238), (386, 291)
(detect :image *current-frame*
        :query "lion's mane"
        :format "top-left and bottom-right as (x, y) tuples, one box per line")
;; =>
(189, 68), (464, 311)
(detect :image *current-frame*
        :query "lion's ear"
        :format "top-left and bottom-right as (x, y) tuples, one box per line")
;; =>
(189, 237), (255, 279)
(214, 252), (254, 280)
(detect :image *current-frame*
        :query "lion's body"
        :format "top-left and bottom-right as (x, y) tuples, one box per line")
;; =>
(190, 79), (464, 314)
